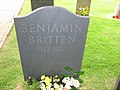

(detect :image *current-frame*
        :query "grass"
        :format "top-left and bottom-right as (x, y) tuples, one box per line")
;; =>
(0, 0), (120, 90)
(82, 17), (120, 89)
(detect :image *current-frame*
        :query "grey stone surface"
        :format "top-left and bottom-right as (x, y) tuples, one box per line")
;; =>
(31, 0), (54, 11)
(76, 0), (91, 16)
(14, 6), (89, 80)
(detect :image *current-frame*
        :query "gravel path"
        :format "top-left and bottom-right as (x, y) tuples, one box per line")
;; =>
(0, 0), (24, 48)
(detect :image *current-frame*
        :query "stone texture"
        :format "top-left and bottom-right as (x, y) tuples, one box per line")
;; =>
(14, 6), (89, 80)
(31, 0), (54, 11)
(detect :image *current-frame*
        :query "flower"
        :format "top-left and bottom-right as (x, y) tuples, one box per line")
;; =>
(50, 88), (54, 90)
(44, 76), (52, 85)
(62, 77), (80, 89)
(116, 16), (120, 19)
(28, 75), (81, 90)
(63, 87), (69, 90)
(27, 66), (84, 90)
(54, 83), (59, 88)
(70, 77), (80, 88)
(64, 83), (71, 89)
(62, 77), (70, 84)
(41, 75), (45, 80)
(53, 75), (60, 83)
(40, 82), (46, 90)
(55, 75), (58, 78)
(72, 79), (80, 88)
(59, 84), (63, 90)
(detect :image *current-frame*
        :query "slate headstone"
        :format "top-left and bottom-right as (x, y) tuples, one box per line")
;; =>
(114, 74), (120, 90)
(76, 0), (91, 16)
(31, 0), (54, 11)
(14, 6), (89, 80)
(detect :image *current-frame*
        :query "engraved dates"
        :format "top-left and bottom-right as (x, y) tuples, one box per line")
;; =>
(37, 46), (67, 55)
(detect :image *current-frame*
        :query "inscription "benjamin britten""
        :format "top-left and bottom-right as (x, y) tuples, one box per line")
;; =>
(29, 35), (75, 44)
(21, 24), (82, 54)
(22, 24), (81, 33)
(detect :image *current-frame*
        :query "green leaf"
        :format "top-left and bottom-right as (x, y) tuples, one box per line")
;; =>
(64, 66), (74, 73)
(70, 86), (78, 90)
(62, 74), (73, 78)
(74, 71), (84, 75)
(76, 78), (84, 83)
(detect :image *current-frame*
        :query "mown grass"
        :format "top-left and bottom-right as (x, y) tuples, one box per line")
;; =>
(82, 16), (120, 89)
(0, 0), (120, 90)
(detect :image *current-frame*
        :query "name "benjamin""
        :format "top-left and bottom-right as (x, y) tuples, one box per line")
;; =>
(21, 24), (82, 34)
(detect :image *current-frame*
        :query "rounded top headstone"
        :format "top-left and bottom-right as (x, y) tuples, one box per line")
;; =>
(14, 6), (89, 80)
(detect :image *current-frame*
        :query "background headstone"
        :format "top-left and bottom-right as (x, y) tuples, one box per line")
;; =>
(31, 0), (54, 11)
(76, 0), (91, 16)
(114, 2), (120, 16)
(114, 74), (120, 90)
(14, 6), (89, 80)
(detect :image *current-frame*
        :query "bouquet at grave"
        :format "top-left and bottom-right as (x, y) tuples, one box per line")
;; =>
(76, 6), (89, 16)
(26, 67), (84, 90)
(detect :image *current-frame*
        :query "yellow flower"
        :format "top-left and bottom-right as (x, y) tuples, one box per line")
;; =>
(54, 83), (59, 88)
(57, 78), (60, 82)
(46, 85), (48, 89)
(41, 75), (45, 80)
(50, 76), (52, 79)
(44, 76), (52, 85)
(55, 75), (58, 78)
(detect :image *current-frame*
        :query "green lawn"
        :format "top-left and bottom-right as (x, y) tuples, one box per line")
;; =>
(0, 0), (120, 90)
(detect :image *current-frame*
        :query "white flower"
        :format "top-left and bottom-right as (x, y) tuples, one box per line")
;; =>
(62, 77), (70, 84)
(64, 83), (71, 89)
(71, 77), (75, 81)
(67, 80), (72, 86)
(83, 8), (85, 10)
(58, 88), (63, 90)
(50, 88), (54, 90)
(40, 82), (46, 90)
(39, 75), (81, 90)
(70, 77), (75, 86)
(58, 84), (63, 90)
(79, 8), (82, 10)
(54, 83), (59, 88)
(72, 79), (80, 88)
(48, 83), (52, 88)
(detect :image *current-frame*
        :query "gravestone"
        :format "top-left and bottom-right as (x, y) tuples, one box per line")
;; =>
(31, 0), (54, 11)
(14, 6), (89, 80)
(114, 74), (120, 90)
(76, 0), (91, 16)
(114, 2), (120, 16)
